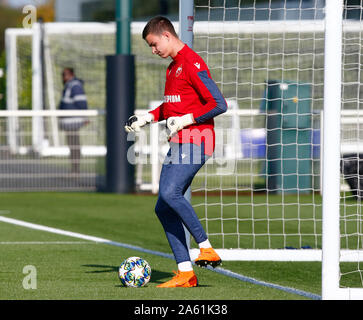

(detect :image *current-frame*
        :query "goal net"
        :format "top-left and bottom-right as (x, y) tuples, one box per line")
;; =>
(187, 0), (363, 298)
(188, 1), (326, 259)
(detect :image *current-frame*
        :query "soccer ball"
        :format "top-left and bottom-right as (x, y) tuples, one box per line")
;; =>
(118, 256), (151, 287)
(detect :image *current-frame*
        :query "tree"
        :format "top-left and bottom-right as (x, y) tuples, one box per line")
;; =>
(89, 0), (180, 22)
(0, 5), (23, 52)
(36, 0), (55, 22)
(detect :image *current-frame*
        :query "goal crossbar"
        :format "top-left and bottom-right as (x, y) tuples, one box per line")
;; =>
(189, 249), (363, 262)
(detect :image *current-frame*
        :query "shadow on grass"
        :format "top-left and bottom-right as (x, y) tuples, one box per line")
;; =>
(83, 264), (118, 274)
(82, 264), (211, 287)
(82, 264), (176, 285)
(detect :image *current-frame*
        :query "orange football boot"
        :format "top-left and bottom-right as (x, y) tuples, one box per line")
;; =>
(194, 247), (222, 268)
(156, 270), (198, 288)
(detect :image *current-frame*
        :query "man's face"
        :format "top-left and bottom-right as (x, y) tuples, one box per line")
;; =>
(145, 32), (171, 59)
(62, 70), (73, 84)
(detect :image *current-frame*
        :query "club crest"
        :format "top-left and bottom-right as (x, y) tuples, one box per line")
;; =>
(175, 65), (183, 77)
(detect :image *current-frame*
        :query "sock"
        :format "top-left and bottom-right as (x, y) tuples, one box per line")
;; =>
(198, 239), (212, 249)
(178, 261), (193, 272)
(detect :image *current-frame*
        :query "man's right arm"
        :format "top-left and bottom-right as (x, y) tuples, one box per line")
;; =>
(148, 103), (164, 123)
(124, 112), (154, 133)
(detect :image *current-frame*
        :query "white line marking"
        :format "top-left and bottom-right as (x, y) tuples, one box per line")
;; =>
(0, 216), (111, 243)
(206, 265), (321, 300)
(0, 241), (93, 245)
(0, 216), (173, 259)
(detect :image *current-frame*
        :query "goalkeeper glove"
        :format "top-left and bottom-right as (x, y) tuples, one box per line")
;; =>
(166, 114), (194, 139)
(124, 113), (153, 132)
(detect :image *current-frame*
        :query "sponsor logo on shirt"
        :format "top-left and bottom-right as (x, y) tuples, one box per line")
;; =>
(164, 95), (181, 103)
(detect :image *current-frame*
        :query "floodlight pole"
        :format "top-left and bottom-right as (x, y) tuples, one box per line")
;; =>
(116, 0), (132, 55)
(179, 0), (194, 249)
(105, 0), (135, 193)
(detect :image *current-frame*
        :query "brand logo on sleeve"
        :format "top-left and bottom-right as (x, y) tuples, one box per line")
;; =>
(194, 62), (200, 69)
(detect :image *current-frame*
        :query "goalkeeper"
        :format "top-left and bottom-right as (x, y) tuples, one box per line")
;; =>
(125, 16), (227, 288)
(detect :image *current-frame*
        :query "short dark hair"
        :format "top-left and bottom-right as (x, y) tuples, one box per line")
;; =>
(63, 67), (74, 75)
(142, 16), (178, 39)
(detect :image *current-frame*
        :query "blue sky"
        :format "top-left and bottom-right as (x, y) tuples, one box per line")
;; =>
(7, 0), (48, 7)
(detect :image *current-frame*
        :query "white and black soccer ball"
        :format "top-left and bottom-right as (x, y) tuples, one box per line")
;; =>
(118, 256), (151, 287)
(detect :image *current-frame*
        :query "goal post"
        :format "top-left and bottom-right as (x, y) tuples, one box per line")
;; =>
(321, 0), (343, 300)
(179, 0), (194, 255)
(322, 0), (363, 300)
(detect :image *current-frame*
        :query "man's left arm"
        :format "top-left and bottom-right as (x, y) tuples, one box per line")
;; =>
(187, 63), (227, 123)
(166, 62), (227, 138)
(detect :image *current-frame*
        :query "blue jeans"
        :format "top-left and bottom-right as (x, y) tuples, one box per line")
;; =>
(155, 143), (209, 264)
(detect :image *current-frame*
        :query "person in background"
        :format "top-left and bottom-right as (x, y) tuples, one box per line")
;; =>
(59, 67), (89, 176)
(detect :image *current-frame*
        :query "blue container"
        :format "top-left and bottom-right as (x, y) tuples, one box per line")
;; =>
(240, 128), (266, 159)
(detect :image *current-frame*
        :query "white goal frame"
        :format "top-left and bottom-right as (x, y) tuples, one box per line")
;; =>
(321, 0), (363, 300)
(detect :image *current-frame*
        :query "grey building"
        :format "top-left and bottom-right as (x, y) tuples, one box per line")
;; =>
(55, 0), (113, 22)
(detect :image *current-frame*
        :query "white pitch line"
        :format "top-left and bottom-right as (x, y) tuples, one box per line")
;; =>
(0, 215), (173, 259)
(0, 241), (93, 245)
(0, 216), (112, 243)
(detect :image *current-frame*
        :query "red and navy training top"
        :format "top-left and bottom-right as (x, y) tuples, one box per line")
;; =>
(149, 44), (227, 156)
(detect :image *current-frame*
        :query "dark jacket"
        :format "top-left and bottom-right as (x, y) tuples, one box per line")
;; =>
(59, 78), (88, 110)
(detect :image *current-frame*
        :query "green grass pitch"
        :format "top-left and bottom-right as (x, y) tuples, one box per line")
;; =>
(0, 191), (350, 300)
